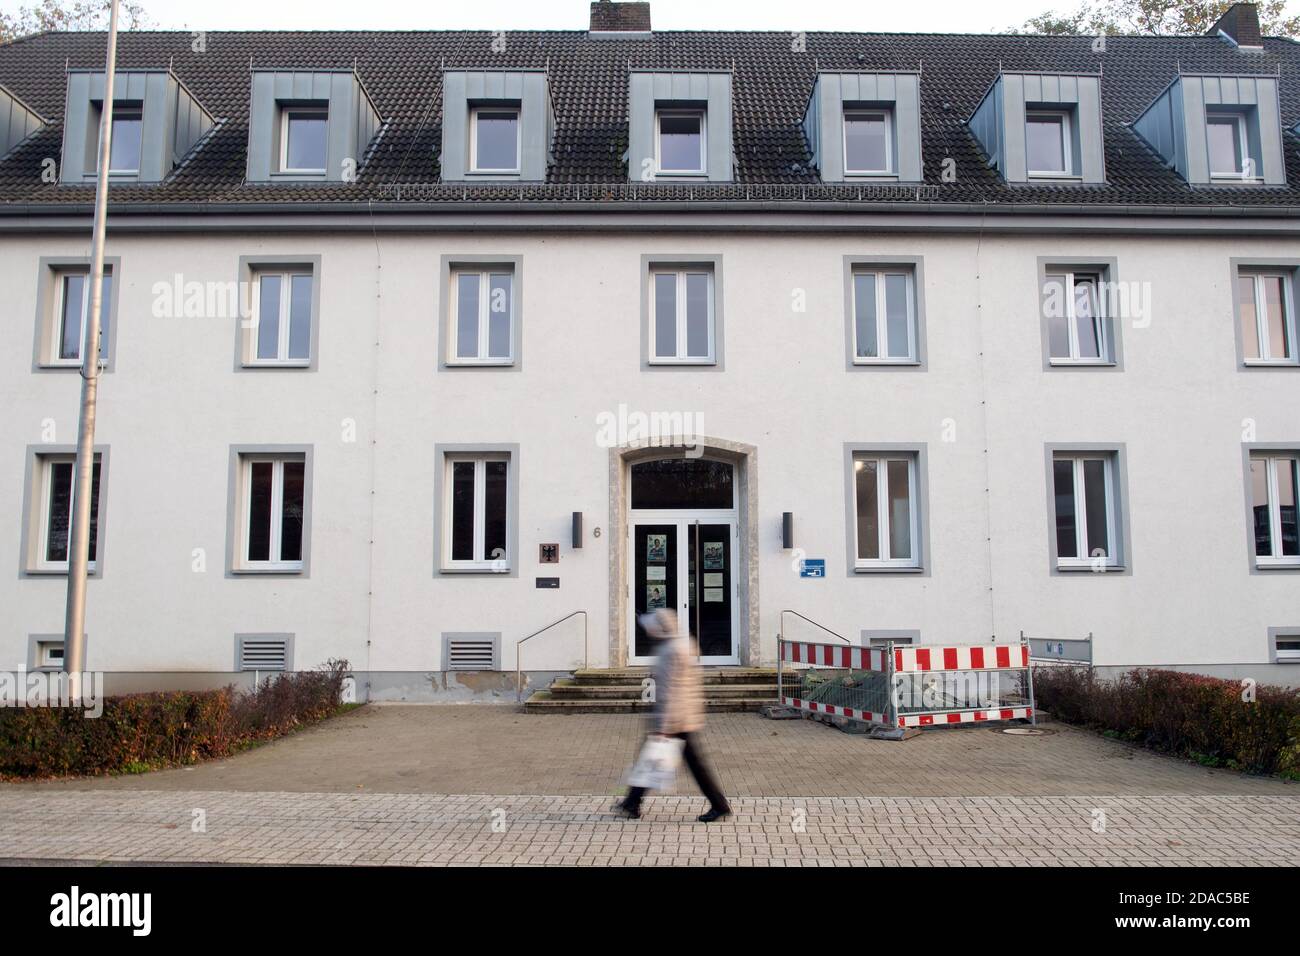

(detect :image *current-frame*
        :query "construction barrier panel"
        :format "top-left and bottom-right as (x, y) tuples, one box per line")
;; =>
(777, 638), (1035, 729)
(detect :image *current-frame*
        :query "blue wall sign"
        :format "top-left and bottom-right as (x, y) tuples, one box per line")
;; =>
(799, 559), (826, 578)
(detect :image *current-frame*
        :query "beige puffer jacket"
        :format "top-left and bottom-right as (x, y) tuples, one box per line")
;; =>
(644, 610), (704, 735)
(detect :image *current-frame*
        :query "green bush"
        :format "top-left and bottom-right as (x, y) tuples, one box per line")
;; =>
(0, 660), (349, 779)
(1033, 666), (1300, 777)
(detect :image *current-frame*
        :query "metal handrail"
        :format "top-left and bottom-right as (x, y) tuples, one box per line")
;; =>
(516, 610), (588, 703)
(778, 609), (851, 645)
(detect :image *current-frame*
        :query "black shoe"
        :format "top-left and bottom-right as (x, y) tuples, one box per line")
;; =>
(615, 800), (641, 820)
(698, 805), (732, 823)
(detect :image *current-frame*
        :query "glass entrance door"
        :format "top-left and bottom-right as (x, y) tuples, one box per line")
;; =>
(630, 518), (737, 665)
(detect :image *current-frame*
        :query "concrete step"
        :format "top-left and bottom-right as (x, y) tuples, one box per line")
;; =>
(523, 693), (775, 715)
(547, 680), (779, 700)
(569, 667), (789, 686)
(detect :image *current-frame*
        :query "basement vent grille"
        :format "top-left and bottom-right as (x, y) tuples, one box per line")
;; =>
(238, 637), (289, 672)
(444, 634), (500, 671)
(1277, 636), (1300, 664)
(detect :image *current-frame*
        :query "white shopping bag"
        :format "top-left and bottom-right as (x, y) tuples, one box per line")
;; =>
(625, 734), (685, 791)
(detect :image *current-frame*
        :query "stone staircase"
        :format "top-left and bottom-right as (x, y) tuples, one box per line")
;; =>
(524, 667), (786, 714)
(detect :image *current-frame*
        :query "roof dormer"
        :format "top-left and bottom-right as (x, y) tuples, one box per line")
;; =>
(59, 69), (213, 184)
(803, 72), (922, 183)
(1133, 74), (1284, 186)
(246, 69), (381, 184)
(439, 70), (554, 183)
(0, 83), (45, 160)
(627, 70), (733, 183)
(968, 72), (1106, 185)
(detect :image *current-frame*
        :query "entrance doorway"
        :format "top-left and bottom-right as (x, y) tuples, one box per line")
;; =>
(627, 458), (739, 665)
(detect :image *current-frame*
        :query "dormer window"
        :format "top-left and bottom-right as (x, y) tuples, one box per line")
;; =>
(105, 103), (142, 174)
(470, 107), (521, 174)
(1207, 111), (1248, 178)
(1026, 109), (1071, 177)
(655, 109), (705, 175)
(843, 109), (892, 175)
(280, 105), (328, 174)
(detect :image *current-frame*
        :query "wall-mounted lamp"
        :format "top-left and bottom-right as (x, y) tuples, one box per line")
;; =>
(782, 512), (794, 550)
(572, 512), (584, 549)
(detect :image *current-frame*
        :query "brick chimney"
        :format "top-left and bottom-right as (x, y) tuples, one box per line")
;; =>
(1210, 2), (1263, 47)
(589, 1), (651, 33)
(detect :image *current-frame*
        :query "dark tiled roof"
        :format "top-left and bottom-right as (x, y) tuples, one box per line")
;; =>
(0, 28), (1298, 208)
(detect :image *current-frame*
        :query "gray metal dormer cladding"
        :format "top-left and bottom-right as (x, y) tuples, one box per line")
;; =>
(627, 70), (733, 182)
(1133, 74), (1285, 186)
(439, 70), (554, 182)
(246, 70), (381, 184)
(60, 70), (213, 184)
(0, 83), (44, 160)
(802, 73), (922, 183)
(968, 72), (1105, 185)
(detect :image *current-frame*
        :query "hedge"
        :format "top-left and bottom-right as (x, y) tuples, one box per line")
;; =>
(1033, 666), (1300, 778)
(0, 660), (350, 779)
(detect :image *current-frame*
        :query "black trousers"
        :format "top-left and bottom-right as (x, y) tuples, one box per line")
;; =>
(625, 732), (728, 812)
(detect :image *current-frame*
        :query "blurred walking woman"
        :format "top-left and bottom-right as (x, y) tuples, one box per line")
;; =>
(617, 608), (732, 823)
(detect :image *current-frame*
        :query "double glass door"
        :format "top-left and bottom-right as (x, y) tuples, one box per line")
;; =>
(630, 518), (738, 665)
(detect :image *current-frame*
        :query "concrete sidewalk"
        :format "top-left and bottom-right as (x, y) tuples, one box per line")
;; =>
(14, 706), (1297, 797)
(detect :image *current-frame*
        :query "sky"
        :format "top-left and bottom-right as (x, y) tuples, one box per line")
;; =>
(0, 0), (1141, 35)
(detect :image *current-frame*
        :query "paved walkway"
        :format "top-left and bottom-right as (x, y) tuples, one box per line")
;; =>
(18, 706), (1298, 797)
(3, 707), (1297, 866)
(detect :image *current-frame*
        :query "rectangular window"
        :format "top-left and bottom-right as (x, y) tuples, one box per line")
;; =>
(240, 456), (306, 570)
(655, 109), (705, 174)
(1207, 112), (1247, 178)
(1053, 453), (1118, 568)
(853, 453), (918, 569)
(105, 104), (142, 174)
(1251, 454), (1299, 566)
(1026, 110), (1071, 176)
(250, 270), (313, 364)
(36, 455), (102, 572)
(49, 270), (113, 367)
(38, 641), (65, 669)
(469, 107), (521, 173)
(1237, 271), (1296, 364)
(1275, 632), (1300, 663)
(649, 266), (715, 363)
(280, 106), (328, 173)
(1044, 271), (1109, 363)
(852, 268), (916, 362)
(843, 110), (892, 175)
(450, 268), (514, 363)
(443, 454), (510, 571)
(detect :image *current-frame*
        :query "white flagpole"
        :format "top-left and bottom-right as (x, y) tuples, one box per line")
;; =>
(64, 0), (121, 700)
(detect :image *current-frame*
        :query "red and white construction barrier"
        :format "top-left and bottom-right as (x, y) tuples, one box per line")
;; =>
(777, 637), (1036, 730)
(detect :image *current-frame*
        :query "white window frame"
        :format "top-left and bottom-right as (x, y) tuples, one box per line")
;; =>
(49, 270), (108, 367)
(1046, 270), (1109, 364)
(1275, 632), (1300, 664)
(842, 109), (893, 176)
(1026, 109), (1073, 177)
(852, 268), (917, 364)
(1206, 111), (1250, 179)
(648, 266), (716, 364)
(1252, 454), (1300, 568)
(468, 106), (522, 175)
(654, 108), (706, 176)
(36, 456), (100, 573)
(39, 641), (65, 669)
(278, 106), (328, 175)
(448, 268), (515, 365)
(103, 104), (143, 175)
(240, 457), (305, 572)
(248, 270), (313, 366)
(1054, 454), (1119, 569)
(852, 454), (920, 570)
(443, 453), (511, 572)
(1239, 271), (1296, 365)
